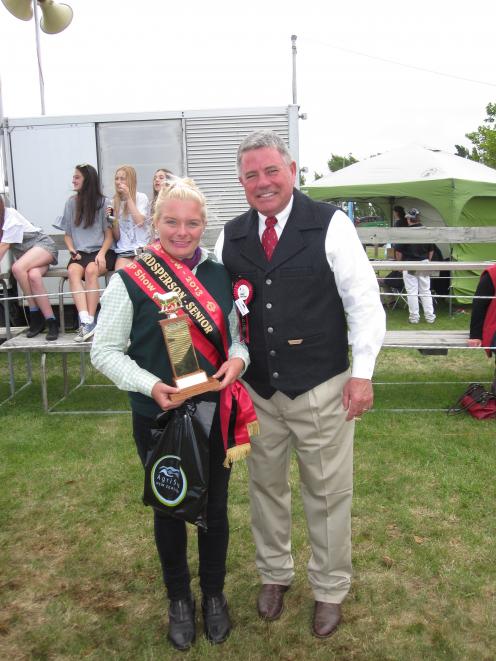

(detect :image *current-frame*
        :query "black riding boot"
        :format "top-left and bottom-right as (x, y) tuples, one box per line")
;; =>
(168, 595), (196, 650)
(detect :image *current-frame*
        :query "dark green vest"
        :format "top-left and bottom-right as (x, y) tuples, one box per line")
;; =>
(119, 259), (233, 419)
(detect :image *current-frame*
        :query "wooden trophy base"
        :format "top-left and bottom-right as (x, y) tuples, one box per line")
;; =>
(169, 375), (220, 402)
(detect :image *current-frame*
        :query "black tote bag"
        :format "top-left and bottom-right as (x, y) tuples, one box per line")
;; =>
(143, 401), (216, 530)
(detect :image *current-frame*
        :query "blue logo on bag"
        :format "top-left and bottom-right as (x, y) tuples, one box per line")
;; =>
(151, 455), (187, 506)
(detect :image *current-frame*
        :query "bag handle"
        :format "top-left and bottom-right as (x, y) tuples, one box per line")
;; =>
(447, 383), (487, 415)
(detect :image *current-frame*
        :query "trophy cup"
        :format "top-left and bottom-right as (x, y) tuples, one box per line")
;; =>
(155, 292), (220, 402)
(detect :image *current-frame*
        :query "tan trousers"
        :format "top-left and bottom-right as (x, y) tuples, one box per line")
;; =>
(245, 370), (354, 604)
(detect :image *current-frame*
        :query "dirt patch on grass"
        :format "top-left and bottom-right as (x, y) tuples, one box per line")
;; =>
(68, 582), (129, 613)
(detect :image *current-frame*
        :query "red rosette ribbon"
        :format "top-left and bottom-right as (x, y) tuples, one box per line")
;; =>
(233, 278), (254, 343)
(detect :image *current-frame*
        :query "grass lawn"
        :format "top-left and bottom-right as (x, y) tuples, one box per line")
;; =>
(1, 302), (495, 660)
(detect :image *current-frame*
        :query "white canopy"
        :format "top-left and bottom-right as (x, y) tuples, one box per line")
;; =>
(308, 145), (496, 187)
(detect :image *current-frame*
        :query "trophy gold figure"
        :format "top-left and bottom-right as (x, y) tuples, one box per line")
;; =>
(155, 292), (220, 402)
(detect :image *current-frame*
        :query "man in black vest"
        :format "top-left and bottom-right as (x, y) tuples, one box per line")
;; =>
(215, 130), (385, 638)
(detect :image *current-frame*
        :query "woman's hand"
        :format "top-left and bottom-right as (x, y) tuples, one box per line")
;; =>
(467, 338), (482, 347)
(151, 381), (185, 410)
(117, 182), (130, 200)
(94, 251), (106, 270)
(212, 357), (245, 390)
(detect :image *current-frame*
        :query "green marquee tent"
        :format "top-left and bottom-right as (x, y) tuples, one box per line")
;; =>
(303, 145), (496, 299)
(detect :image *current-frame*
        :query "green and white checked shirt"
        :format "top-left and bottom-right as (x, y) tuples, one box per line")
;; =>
(91, 250), (249, 398)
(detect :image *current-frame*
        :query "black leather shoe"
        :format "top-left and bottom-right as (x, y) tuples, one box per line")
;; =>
(26, 310), (45, 338)
(46, 318), (59, 342)
(168, 596), (196, 651)
(202, 593), (232, 644)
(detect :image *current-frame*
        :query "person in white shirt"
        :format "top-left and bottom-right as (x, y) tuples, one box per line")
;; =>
(0, 195), (59, 340)
(215, 130), (386, 639)
(110, 165), (149, 270)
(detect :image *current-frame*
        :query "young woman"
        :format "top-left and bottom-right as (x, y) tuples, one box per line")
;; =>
(0, 195), (59, 340)
(62, 164), (115, 342)
(91, 178), (256, 651)
(110, 165), (149, 270)
(150, 168), (173, 217)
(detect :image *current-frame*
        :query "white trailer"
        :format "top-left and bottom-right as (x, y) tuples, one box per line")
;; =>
(1, 105), (300, 249)
(0, 105), (299, 322)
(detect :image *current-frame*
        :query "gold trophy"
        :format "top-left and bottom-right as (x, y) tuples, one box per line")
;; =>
(155, 292), (220, 402)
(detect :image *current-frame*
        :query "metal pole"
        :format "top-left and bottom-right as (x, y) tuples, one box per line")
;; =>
(0, 73), (4, 127)
(32, 1), (46, 115)
(0, 73), (5, 191)
(291, 34), (297, 105)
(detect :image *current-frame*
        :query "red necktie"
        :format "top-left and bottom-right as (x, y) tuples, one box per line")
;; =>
(261, 216), (278, 260)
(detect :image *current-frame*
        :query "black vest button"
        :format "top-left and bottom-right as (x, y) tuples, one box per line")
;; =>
(267, 327), (274, 333)
(266, 303), (272, 309)
(269, 350), (276, 357)
(266, 278), (272, 285)
(272, 372), (279, 378)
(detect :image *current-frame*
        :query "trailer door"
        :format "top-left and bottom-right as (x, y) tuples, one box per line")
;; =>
(97, 119), (184, 201)
(8, 122), (97, 232)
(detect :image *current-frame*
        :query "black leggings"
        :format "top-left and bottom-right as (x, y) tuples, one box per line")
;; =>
(132, 408), (231, 600)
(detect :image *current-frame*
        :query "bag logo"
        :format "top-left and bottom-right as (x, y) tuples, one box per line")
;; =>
(151, 455), (187, 506)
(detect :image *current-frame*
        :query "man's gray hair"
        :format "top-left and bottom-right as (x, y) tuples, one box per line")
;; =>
(236, 130), (293, 173)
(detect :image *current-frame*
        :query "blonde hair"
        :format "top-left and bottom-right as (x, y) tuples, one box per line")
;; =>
(153, 177), (207, 225)
(113, 165), (137, 219)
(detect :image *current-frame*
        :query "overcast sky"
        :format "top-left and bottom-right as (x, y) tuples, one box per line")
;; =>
(1, 0), (495, 181)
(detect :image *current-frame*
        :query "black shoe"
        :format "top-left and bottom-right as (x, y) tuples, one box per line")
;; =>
(202, 593), (231, 644)
(46, 318), (59, 342)
(168, 596), (195, 651)
(26, 310), (45, 338)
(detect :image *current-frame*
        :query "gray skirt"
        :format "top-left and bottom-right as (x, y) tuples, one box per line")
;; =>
(12, 231), (58, 266)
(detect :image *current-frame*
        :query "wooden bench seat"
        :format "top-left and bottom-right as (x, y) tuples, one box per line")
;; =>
(0, 326), (28, 341)
(0, 331), (91, 353)
(383, 329), (470, 349)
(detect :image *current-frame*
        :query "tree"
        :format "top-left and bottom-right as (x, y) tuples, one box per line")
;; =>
(464, 102), (496, 168)
(454, 144), (480, 161)
(327, 153), (358, 172)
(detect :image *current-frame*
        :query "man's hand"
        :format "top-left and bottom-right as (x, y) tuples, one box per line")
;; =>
(342, 377), (373, 421)
(212, 357), (245, 390)
(151, 381), (185, 411)
(467, 338), (482, 348)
